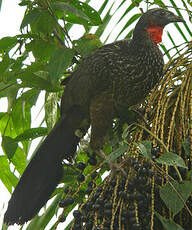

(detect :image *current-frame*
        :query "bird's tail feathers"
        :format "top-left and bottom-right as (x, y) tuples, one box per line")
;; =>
(4, 105), (85, 225)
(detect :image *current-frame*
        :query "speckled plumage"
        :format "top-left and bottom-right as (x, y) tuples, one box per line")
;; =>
(62, 38), (163, 112)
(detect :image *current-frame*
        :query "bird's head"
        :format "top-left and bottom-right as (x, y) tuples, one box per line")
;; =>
(143, 8), (185, 27)
(133, 8), (185, 44)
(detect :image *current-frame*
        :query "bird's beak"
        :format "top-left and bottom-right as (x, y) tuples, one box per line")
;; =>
(167, 14), (185, 23)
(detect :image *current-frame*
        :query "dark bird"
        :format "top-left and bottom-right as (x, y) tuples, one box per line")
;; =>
(4, 8), (185, 225)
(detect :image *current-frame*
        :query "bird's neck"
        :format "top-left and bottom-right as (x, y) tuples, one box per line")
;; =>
(132, 25), (164, 46)
(146, 26), (163, 45)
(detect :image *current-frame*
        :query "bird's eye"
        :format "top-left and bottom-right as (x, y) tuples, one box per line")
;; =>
(160, 11), (166, 16)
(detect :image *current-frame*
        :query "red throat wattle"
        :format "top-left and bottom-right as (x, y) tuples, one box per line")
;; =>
(146, 26), (163, 45)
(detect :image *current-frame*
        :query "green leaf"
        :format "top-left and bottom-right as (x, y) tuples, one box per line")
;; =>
(19, 89), (40, 107)
(45, 92), (58, 130)
(105, 144), (128, 162)
(0, 36), (18, 52)
(25, 215), (41, 230)
(53, 0), (102, 26)
(61, 165), (79, 185)
(53, 1), (90, 21)
(187, 170), (192, 180)
(70, 0), (102, 25)
(48, 48), (75, 83)
(0, 156), (18, 193)
(6, 84), (18, 113)
(0, 82), (17, 99)
(26, 39), (56, 61)
(2, 136), (18, 159)
(95, 9), (112, 37)
(137, 141), (152, 159)
(153, 0), (166, 7)
(155, 212), (184, 230)
(30, 10), (56, 34)
(76, 151), (89, 163)
(0, 112), (6, 119)
(0, 113), (17, 138)
(19, 0), (31, 6)
(19, 69), (59, 91)
(0, 56), (15, 81)
(20, 8), (41, 29)
(160, 43), (171, 59)
(73, 34), (102, 56)
(155, 152), (187, 169)
(11, 98), (31, 136)
(27, 193), (62, 229)
(160, 180), (192, 216)
(11, 147), (27, 175)
(62, 165), (79, 184)
(14, 127), (48, 142)
(167, 31), (180, 55)
(182, 136), (190, 155)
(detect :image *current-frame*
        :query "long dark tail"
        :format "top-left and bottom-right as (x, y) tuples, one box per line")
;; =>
(4, 106), (85, 225)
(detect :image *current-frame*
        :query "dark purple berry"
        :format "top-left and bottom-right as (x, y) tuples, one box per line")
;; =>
(104, 202), (112, 210)
(127, 210), (135, 218)
(104, 209), (112, 217)
(104, 220), (110, 227)
(129, 216), (136, 224)
(86, 187), (92, 195)
(137, 167), (148, 175)
(59, 215), (66, 222)
(88, 181), (95, 187)
(91, 194), (98, 202)
(92, 204), (101, 211)
(131, 158), (138, 166)
(137, 176), (147, 185)
(143, 161), (151, 169)
(88, 157), (97, 166)
(96, 198), (104, 205)
(96, 187), (102, 193)
(86, 221), (93, 230)
(110, 179), (116, 186)
(77, 173), (85, 182)
(132, 222), (141, 229)
(73, 223), (81, 229)
(73, 210), (82, 219)
(86, 202), (93, 211)
(151, 146), (160, 156)
(134, 163), (142, 171)
(119, 191), (127, 198)
(64, 186), (70, 194)
(121, 216), (127, 224)
(76, 162), (86, 171)
(59, 197), (74, 207)
(81, 215), (88, 222)
(91, 171), (97, 179)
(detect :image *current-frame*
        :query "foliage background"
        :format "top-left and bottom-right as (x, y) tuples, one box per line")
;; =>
(0, 0), (192, 229)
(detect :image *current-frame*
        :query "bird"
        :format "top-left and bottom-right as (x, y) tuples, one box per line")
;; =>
(4, 8), (185, 225)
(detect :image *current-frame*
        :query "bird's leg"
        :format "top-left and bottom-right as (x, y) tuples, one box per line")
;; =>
(89, 94), (127, 177)
(89, 93), (115, 150)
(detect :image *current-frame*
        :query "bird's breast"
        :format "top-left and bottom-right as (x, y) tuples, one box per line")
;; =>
(109, 45), (164, 109)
